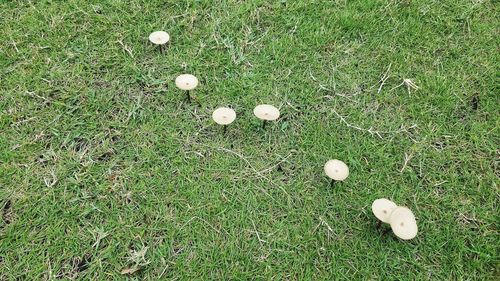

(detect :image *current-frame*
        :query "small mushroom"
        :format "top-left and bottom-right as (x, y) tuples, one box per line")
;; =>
(371, 198), (398, 227)
(175, 74), (199, 102)
(253, 104), (280, 129)
(212, 107), (236, 133)
(389, 206), (418, 240)
(149, 31), (170, 53)
(324, 159), (349, 186)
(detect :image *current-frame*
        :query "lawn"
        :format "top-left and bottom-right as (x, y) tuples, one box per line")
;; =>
(0, 0), (498, 279)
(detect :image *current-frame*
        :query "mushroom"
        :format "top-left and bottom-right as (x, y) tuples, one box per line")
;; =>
(253, 104), (280, 129)
(175, 74), (199, 102)
(371, 198), (398, 228)
(212, 107), (236, 133)
(389, 206), (418, 240)
(149, 31), (170, 53)
(324, 159), (349, 186)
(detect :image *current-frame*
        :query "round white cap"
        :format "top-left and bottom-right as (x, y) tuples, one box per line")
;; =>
(324, 159), (349, 181)
(371, 198), (398, 223)
(212, 107), (236, 125)
(175, 74), (198, 91)
(149, 31), (170, 45)
(390, 207), (418, 240)
(253, 104), (280, 121)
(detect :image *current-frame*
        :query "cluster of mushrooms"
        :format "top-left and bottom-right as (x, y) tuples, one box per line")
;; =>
(372, 199), (418, 240)
(150, 31), (418, 241)
(325, 161), (418, 240)
(149, 32), (281, 130)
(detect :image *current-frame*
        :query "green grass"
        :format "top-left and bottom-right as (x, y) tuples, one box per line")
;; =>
(0, 0), (498, 279)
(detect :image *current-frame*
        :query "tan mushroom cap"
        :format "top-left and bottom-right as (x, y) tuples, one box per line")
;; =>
(149, 31), (170, 45)
(175, 74), (198, 91)
(253, 104), (280, 121)
(324, 159), (349, 181)
(212, 107), (236, 125)
(371, 198), (398, 223)
(390, 206), (418, 240)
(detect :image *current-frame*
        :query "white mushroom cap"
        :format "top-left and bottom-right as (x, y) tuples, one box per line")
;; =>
(175, 74), (198, 91)
(324, 159), (349, 181)
(212, 107), (236, 125)
(149, 31), (170, 45)
(371, 198), (398, 223)
(390, 207), (418, 240)
(253, 104), (280, 121)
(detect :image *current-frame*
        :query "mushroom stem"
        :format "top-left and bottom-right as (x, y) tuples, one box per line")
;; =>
(262, 120), (267, 129)
(330, 179), (335, 187)
(159, 44), (163, 54)
(186, 91), (191, 103)
(223, 125), (227, 135)
(376, 220), (382, 229)
(382, 227), (392, 236)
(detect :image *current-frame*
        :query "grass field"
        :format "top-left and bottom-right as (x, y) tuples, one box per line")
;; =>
(1, 0), (498, 279)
